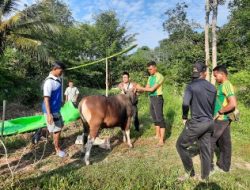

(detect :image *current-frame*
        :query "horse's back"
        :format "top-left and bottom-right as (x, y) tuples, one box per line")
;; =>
(79, 95), (107, 123)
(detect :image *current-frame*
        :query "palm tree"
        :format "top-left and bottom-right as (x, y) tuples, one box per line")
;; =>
(211, 0), (218, 85)
(204, 0), (226, 84)
(0, 0), (59, 59)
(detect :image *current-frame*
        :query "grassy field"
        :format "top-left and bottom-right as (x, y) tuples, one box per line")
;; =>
(0, 85), (249, 190)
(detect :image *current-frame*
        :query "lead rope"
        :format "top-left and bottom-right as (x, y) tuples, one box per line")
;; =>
(0, 139), (14, 184)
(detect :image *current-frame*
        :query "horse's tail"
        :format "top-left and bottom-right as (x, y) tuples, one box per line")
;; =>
(78, 99), (89, 145)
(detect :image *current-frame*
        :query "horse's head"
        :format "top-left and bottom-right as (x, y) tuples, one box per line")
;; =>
(125, 90), (137, 105)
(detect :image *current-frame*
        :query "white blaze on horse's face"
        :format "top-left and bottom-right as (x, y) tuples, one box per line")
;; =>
(81, 99), (92, 123)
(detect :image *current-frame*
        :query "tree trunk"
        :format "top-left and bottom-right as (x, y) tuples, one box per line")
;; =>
(211, 0), (218, 85)
(205, 0), (211, 81)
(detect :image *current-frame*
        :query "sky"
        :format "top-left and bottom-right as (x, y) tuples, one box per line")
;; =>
(19, 0), (230, 49)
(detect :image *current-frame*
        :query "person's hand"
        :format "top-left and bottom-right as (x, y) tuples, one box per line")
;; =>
(213, 113), (219, 120)
(132, 86), (137, 93)
(214, 111), (222, 120)
(47, 114), (53, 125)
(136, 84), (143, 91)
(183, 119), (187, 125)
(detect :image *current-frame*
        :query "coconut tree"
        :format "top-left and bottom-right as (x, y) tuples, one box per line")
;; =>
(205, 0), (211, 81)
(204, 0), (226, 84)
(0, 0), (59, 59)
(211, 0), (218, 85)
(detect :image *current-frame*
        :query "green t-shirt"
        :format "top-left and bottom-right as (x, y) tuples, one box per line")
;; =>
(147, 72), (164, 96)
(214, 80), (235, 121)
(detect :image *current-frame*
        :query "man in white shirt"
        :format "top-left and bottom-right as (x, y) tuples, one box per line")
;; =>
(42, 61), (66, 158)
(64, 81), (79, 107)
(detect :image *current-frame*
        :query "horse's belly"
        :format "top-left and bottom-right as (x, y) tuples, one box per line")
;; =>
(103, 117), (124, 128)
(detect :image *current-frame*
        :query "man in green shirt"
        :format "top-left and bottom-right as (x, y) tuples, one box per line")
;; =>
(211, 65), (237, 172)
(136, 61), (166, 146)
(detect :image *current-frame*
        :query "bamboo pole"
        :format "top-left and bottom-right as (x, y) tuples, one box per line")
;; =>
(66, 45), (137, 71)
(106, 58), (108, 97)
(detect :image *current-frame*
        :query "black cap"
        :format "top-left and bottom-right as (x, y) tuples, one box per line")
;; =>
(192, 61), (207, 78)
(51, 61), (66, 70)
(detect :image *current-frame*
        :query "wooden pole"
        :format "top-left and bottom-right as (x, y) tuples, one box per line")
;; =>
(61, 74), (64, 102)
(106, 58), (108, 97)
(1, 100), (6, 138)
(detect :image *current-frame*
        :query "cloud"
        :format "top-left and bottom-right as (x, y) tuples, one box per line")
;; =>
(17, 0), (35, 10)
(18, 0), (230, 48)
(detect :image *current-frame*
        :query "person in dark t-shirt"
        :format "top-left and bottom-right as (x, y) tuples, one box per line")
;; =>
(176, 61), (216, 181)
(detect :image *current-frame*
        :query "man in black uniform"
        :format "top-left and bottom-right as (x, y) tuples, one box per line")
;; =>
(176, 61), (217, 180)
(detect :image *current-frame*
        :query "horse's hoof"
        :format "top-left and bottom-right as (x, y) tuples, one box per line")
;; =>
(107, 145), (111, 150)
(128, 144), (133, 148)
(85, 160), (90, 166)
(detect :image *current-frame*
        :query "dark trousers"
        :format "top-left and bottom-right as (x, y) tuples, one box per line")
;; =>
(176, 119), (214, 179)
(150, 96), (165, 128)
(133, 104), (140, 131)
(211, 120), (231, 172)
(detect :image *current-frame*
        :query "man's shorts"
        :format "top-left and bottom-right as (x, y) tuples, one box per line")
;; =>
(44, 112), (64, 133)
(149, 95), (165, 128)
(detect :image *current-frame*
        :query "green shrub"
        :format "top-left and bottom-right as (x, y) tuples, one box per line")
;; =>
(230, 71), (250, 107)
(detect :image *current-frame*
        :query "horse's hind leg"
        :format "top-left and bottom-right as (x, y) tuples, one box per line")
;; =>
(81, 132), (89, 154)
(84, 122), (100, 165)
(84, 136), (95, 165)
(81, 124), (89, 153)
(79, 99), (91, 154)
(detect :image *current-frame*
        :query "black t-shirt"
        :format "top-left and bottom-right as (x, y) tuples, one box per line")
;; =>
(182, 79), (217, 122)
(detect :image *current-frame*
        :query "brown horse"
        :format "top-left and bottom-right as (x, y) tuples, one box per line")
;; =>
(78, 91), (136, 165)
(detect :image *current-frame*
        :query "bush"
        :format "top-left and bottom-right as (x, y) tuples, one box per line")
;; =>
(230, 70), (250, 107)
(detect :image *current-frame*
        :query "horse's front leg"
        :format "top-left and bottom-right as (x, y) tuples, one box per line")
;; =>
(122, 130), (126, 143)
(125, 117), (133, 148)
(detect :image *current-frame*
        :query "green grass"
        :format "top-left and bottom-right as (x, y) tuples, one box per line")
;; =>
(1, 85), (250, 190)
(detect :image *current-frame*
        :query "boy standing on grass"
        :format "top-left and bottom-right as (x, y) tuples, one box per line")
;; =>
(64, 80), (79, 107)
(176, 61), (216, 181)
(136, 61), (166, 146)
(211, 65), (237, 173)
(42, 61), (66, 158)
